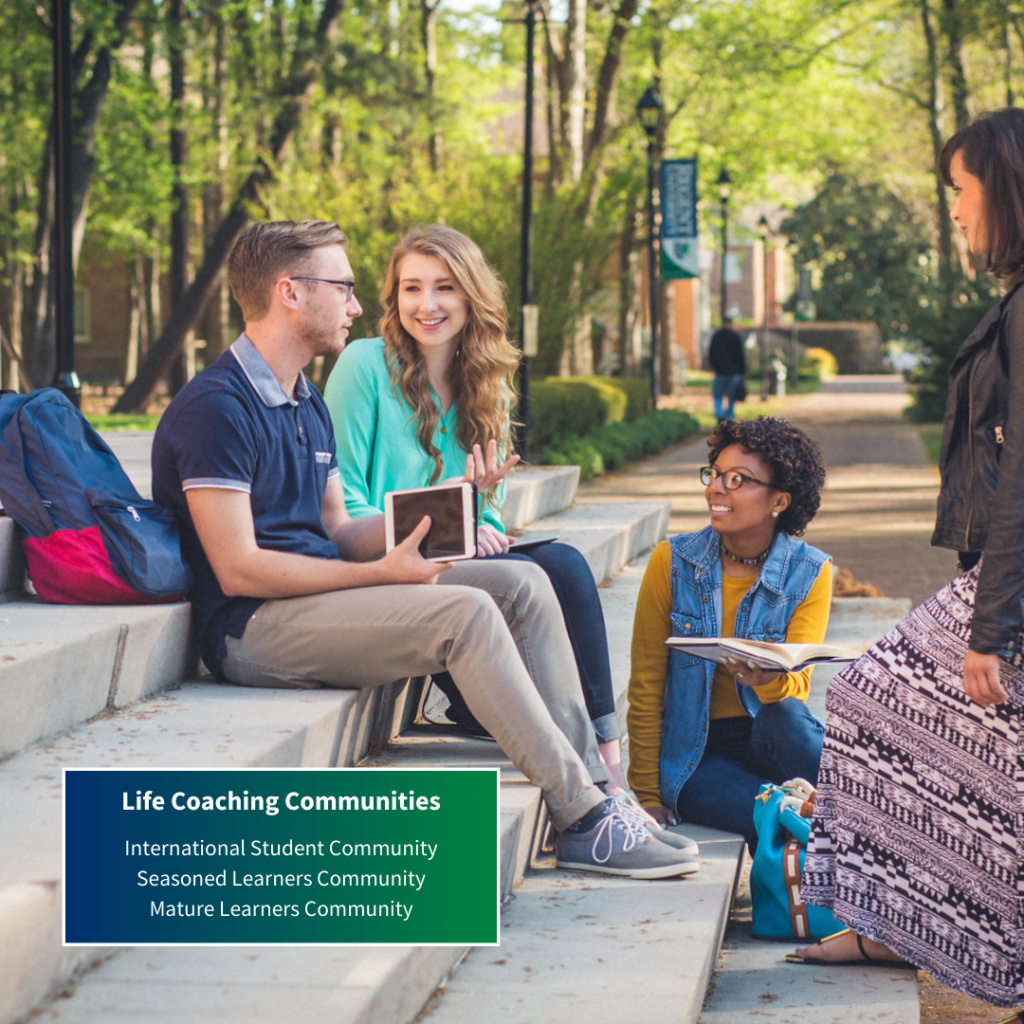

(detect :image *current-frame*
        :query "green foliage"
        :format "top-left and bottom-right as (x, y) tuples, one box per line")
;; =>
(86, 413), (162, 432)
(541, 410), (700, 481)
(905, 295), (995, 422)
(528, 379), (609, 451)
(559, 377), (627, 423)
(781, 172), (939, 337)
(527, 374), (653, 453)
(918, 424), (943, 465)
(597, 377), (652, 422)
(800, 348), (838, 381)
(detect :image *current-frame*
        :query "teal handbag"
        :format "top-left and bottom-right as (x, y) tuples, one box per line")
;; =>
(750, 781), (843, 942)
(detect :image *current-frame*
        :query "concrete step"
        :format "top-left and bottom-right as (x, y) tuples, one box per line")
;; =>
(501, 465), (580, 530)
(0, 674), (425, 1024)
(515, 498), (669, 586)
(0, 491), (666, 1024)
(0, 600), (194, 761)
(7, 543), (655, 1024)
(421, 825), (745, 1024)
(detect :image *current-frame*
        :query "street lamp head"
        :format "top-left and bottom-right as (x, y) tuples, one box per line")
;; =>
(717, 168), (732, 202)
(758, 213), (770, 239)
(636, 86), (663, 140)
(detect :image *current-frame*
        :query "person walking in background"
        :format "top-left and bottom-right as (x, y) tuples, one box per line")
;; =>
(792, 108), (1024, 1016)
(627, 417), (831, 849)
(708, 316), (746, 421)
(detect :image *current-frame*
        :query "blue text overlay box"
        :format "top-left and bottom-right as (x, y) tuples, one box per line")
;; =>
(64, 767), (499, 945)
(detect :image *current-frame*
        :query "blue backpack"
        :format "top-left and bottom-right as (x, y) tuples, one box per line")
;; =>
(0, 389), (192, 604)
(750, 781), (843, 942)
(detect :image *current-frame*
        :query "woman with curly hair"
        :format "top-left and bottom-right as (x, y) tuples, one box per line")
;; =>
(627, 416), (832, 848)
(324, 225), (661, 816)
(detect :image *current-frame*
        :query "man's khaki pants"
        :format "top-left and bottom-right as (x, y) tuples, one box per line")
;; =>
(223, 559), (607, 831)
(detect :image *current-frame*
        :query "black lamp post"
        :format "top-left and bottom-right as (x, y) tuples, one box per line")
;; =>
(717, 168), (732, 327)
(636, 86), (662, 406)
(758, 214), (770, 401)
(516, 0), (539, 459)
(52, 0), (80, 404)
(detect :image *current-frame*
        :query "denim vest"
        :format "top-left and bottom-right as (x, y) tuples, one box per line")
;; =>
(659, 526), (830, 810)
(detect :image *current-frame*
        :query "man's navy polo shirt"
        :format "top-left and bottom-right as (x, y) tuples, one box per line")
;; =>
(151, 334), (341, 675)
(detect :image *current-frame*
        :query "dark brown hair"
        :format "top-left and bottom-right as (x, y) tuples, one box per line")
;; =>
(706, 417), (826, 536)
(940, 108), (1024, 284)
(228, 220), (349, 321)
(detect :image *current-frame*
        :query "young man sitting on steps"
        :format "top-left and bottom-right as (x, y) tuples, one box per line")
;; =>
(151, 219), (698, 880)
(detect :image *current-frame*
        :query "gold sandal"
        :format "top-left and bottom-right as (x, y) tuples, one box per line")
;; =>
(785, 928), (915, 970)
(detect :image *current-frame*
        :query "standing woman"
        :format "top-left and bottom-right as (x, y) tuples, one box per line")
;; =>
(323, 226), (637, 802)
(794, 108), (1024, 1015)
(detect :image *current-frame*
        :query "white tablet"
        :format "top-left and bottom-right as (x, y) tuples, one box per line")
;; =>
(384, 481), (478, 561)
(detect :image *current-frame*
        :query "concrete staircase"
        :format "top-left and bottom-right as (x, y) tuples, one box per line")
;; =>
(1, 439), (723, 1024)
(0, 430), (920, 1024)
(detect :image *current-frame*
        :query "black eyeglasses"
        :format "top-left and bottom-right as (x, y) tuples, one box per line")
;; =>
(289, 277), (356, 302)
(700, 466), (771, 490)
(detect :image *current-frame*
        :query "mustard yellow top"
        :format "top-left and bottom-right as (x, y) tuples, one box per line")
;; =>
(626, 540), (833, 809)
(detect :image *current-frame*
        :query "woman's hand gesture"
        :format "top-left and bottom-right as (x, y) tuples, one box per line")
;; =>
(464, 440), (520, 493)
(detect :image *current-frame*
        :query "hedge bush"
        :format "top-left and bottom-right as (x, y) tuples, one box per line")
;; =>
(527, 375), (654, 451)
(541, 408), (699, 481)
(527, 379), (608, 450)
(562, 375), (652, 422)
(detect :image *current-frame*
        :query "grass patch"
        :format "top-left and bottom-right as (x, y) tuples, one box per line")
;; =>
(918, 424), (943, 466)
(85, 413), (162, 432)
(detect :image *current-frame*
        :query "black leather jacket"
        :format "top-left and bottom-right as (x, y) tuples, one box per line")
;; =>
(932, 280), (1024, 658)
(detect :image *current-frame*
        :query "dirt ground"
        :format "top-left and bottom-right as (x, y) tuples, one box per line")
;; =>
(918, 972), (1015, 1023)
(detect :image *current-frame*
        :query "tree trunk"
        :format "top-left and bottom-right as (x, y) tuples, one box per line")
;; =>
(420, 0), (442, 172)
(114, 0), (346, 413)
(168, 0), (191, 395)
(941, 0), (970, 130)
(564, 0), (586, 184)
(202, 4), (231, 362)
(617, 205), (641, 378)
(125, 253), (143, 384)
(919, 0), (954, 289)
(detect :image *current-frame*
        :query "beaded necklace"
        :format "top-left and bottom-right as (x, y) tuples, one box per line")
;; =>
(719, 538), (771, 565)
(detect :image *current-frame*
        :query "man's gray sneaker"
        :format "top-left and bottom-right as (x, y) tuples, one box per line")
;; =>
(610, 792), (700, 856)
(555, 804), (700, 879)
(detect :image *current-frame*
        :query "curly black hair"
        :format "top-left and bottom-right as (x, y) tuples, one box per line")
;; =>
(706, 417), (826, 536)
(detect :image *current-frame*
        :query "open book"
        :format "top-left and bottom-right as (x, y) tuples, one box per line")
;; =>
(664, 637), (860, 673)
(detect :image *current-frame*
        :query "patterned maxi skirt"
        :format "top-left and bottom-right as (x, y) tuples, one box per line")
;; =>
(803, 565), (1024, 1008)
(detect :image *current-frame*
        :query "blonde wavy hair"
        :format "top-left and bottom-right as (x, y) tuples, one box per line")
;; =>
(380, 227), (521, 501)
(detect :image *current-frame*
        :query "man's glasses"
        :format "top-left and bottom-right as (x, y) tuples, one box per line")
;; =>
(289, 277), (356, 302)
(700, 466), (771, 490)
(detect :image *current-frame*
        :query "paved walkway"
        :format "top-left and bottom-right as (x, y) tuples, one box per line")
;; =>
(582, 375), (954, 608)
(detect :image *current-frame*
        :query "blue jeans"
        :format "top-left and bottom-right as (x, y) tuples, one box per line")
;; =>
(712, 373), (744, 420)
(674, 699), (824, 849)
(431, 541), (619, 742)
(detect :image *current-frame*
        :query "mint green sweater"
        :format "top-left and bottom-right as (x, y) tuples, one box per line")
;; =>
(323, 337), (505, 531)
